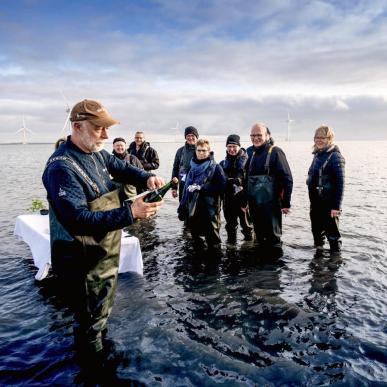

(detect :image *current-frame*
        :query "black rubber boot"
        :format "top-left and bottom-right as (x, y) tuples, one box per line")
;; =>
(193, 236), (206, 250)
(270, 244), (284, 258)
(329, 239), (342, 255)
(227, 231), (237, 244)
(208, 243), (223, 258)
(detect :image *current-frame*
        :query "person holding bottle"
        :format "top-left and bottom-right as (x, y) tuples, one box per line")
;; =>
(307, 125), (345, 254)
(220, 134), (253, 243)
(42, 99), (164, 371)
(171, 126), (199, 201)
(177, 139), (226, 250)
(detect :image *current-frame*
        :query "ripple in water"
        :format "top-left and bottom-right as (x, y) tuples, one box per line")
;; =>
(0, 142), (386, 385)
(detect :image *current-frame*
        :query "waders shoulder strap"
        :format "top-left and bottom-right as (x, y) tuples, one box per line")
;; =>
(46, 156), (101, 197)
(248, 145), (275, 175)
(264, 145), (275, 174)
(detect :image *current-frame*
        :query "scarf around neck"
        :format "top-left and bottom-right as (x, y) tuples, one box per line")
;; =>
(179, 157), (215, 207)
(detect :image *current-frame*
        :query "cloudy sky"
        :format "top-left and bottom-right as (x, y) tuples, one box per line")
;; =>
(1, 0), (386, 143)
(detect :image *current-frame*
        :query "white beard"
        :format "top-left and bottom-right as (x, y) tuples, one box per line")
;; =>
(80, 129), (105, 152)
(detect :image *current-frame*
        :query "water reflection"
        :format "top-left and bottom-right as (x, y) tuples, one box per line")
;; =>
(301, 251), (345, 382)
(306, 251), (343, 314)
(171, 245), (298, 364)
(35, 276), (131, 385)
(126, 218), (159, 251)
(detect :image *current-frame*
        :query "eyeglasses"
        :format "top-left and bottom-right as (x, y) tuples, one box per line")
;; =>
(250, 134), (263, 138)
(196, 149), (209, 152)
(314, 136), (328, 140)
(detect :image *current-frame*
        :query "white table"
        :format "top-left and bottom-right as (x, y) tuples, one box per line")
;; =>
(14, 214), (143, 280)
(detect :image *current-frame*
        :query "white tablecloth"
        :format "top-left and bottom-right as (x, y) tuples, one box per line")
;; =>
(14, 214), (143, 279)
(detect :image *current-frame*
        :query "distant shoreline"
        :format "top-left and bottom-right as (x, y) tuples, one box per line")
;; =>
(1, 139), (386, 145)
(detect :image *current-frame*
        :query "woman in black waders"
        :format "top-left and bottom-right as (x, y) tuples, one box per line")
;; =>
(307, 125), (345, 254)
(177, 138), (226, 252)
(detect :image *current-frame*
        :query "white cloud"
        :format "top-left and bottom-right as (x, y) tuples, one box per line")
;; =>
(335, 99), (349, 111)
(0, 0), (387, 141)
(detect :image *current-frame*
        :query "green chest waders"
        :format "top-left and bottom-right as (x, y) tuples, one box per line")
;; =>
(47, 156), (122, 352)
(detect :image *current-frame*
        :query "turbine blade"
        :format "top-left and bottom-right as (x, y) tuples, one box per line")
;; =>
(60, 90), (71, 112)
(61, 111), (71, 134)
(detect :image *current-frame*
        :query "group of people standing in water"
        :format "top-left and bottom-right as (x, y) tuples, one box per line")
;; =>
(44, 99), (345, 371)
(171, 123), (345, 258)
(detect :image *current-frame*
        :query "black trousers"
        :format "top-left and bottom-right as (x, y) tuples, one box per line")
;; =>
(189, 199), (221, 247)
(223, 195), (253, 236)
(310, 202), (341, 246)
(249, 201), (282, 247)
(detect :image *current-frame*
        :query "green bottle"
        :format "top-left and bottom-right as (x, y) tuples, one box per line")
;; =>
(143, 177), (178, 203)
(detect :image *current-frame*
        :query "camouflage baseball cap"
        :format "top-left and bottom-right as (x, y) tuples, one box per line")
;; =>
(70, 99), (119, 127)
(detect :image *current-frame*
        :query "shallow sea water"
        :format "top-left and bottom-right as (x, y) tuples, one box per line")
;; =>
(0, 141), (386, 386)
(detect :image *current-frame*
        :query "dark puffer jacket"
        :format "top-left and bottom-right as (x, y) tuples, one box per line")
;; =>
(220, 148), (248, 205)
(171, 143), (196, 178)
(128, 141), (159, 171)
(307, 145), (345, 210)
(220, 148), (248, 191)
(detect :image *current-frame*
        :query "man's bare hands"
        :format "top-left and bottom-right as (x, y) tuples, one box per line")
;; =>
(147, 176), (165, 190)
(331, 209), (341, 218)
(131, 197), (163, 219)
(171, 189), (178, 198)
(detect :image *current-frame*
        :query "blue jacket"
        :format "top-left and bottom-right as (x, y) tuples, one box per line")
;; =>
(42, 137), (152, 237)
(307, 145), (345, 209)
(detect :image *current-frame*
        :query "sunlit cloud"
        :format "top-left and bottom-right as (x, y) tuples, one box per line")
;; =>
(0, 0), (386, 141)
(335, 99), (350, 111)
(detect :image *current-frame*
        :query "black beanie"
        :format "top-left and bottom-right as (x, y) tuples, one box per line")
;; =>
(113, 137), (126, 144)
(226, 134), (240, 146)
(184, 126), (199, 139)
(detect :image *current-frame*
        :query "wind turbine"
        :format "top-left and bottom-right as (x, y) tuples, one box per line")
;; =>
(286, 110), (294, 142)
(171, 121), (179, 142)
(60, 91), (71, 136)
(15, 115), (33, 144)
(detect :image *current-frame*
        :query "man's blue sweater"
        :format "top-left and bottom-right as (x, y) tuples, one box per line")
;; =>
(42, 137), (151, 237)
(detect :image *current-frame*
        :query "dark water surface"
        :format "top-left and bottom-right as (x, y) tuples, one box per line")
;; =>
(0, 142), (386, 386)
